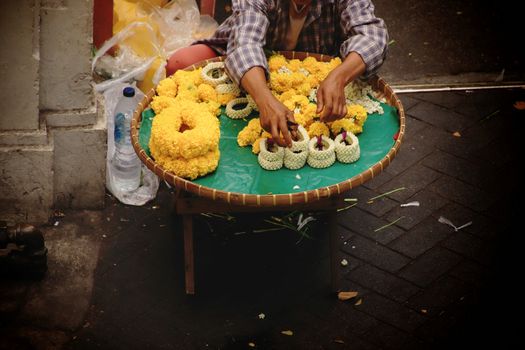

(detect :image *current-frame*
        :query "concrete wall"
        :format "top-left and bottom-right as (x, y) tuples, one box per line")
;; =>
(0, 0), (106, 224)
(0, 0), (40, 131)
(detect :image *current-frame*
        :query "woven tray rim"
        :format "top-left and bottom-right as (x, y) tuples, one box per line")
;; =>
(131, 51), (406, 207)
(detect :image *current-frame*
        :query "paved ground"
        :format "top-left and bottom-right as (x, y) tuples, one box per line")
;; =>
(211, 0), (524, 85)
(2, 88), (524, 349)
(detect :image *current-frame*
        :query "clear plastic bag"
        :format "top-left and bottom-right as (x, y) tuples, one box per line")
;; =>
(93, 21), (162, 92)
(104, 82), (160, 205)
(93, 0), (218, 92)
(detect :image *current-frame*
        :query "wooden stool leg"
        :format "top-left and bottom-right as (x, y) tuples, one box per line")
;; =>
(183, 214), (195, 295)
(328, 211), (339, 292)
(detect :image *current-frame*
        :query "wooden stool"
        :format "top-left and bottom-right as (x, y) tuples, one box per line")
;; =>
(174, 190), (347, 295)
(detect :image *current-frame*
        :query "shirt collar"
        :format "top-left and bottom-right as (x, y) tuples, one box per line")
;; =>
(276, 0), (334, 28)
(304, 0), (333, 28)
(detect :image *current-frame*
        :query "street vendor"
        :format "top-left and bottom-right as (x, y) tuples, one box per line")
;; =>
(167, 0), (388, 147)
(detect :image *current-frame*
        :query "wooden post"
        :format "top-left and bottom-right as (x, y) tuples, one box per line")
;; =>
(328, 210), (339, 292)
(183, 214), (195, 295)
(199, 0), (216, 18)
(93, 0), (113, 50)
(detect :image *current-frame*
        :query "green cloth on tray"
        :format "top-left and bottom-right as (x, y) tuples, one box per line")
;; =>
(139, 103), (399, 195)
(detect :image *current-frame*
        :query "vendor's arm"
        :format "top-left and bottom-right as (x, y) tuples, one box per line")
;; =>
(224, 0), (271, 87)
(225, 0), (293, 146)
(241, 67), (294, 147)
(318, 0), (388, 122)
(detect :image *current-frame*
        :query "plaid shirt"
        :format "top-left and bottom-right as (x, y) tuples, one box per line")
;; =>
(196, 0), (389, 86)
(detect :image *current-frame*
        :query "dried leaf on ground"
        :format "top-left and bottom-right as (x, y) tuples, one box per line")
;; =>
(400, 201), (420, 207)
(334, 339), (345, 344)
(281, 330), (294, 336)
(338, 291), (358, 301)
(374, 216), (405, 232)
(355, 298), (363, 306)
(248, 342), (256, 347)
(438, 216), (473, 232)
(368, 187), (406, 202)
(452, 131), (461, 137)
(514, 101), (525, 110)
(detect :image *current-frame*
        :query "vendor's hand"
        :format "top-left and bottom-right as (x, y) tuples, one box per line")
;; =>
(316, 72), (348, 122)
(257, 95), (295, 147)
(239, 66), (296, 146)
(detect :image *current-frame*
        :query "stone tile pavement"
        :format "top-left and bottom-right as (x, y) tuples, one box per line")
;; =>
(1, 89), (524, 349)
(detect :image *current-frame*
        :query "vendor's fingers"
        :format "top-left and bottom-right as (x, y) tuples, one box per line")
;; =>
(279, 117), (293, 147)
(270, 122), (281, 145)
(286, 113), (298, 130)
(270, 122), (286, 147)
(339, 95), (348, 118)
(286, 119), (299, 140)
(342, 104), (348, 119)
(321, 99), (334, 121)
(333, 101), (346, 121)
(260, 117), (270, 132)
(286, 111), (297, 124)
(316, 89), (324, 114)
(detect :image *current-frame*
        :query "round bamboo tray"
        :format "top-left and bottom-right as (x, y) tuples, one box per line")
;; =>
(131, 51), (406, 207)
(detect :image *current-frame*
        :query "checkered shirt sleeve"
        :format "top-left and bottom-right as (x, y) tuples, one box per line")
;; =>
(224, 0), (271, 86)
(338, 0), (389, 78)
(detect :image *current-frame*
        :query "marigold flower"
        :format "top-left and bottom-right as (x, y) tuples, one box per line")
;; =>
(237, 118), (263, 147)
(150, 95), (177, 114)
(251, 137), (265, 154)
(283, 94), (310, 112)
(156, 77), (178, 97)
(216, 92), (237, 105)
(268, 54), (287, 72)
(154, 148), (220, 180)
(277, 89), (297, 103)
(302, 56), (321, 73)
(172, 68), (203, 87)
(346, 104), (368, 126)
(287, 59), (302, 72)
(197, 83), (218, 102)
(330, 118), (362, 136)
(308, 121), (330, 138)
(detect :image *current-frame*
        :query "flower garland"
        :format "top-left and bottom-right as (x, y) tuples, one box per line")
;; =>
(235, 54), (371, 169)
(201, 62), (229, 86)
(225, 97), (253, 119)
(149, 55), (380, 179)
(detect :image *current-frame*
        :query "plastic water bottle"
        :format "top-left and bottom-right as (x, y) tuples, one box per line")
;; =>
(110, 87), (141, 192)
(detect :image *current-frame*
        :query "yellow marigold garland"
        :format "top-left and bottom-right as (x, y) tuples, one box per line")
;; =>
(149, 56), (376, 178)
(150, 95), (177, 114)
(237, 118), (263, 147)
(149, 101), (221, 179)
(156, 77), (178, 97)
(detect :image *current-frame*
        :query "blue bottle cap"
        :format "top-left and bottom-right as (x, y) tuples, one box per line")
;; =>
(123, 87), (135, 97)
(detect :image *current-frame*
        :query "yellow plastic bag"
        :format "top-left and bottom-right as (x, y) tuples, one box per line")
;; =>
(93, 0), (217, 92)
(138, 56), (166, 92)
(113, 0), (162, 57)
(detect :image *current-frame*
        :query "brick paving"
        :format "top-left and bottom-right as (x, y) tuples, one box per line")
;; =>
(2, 88), (524, 349)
